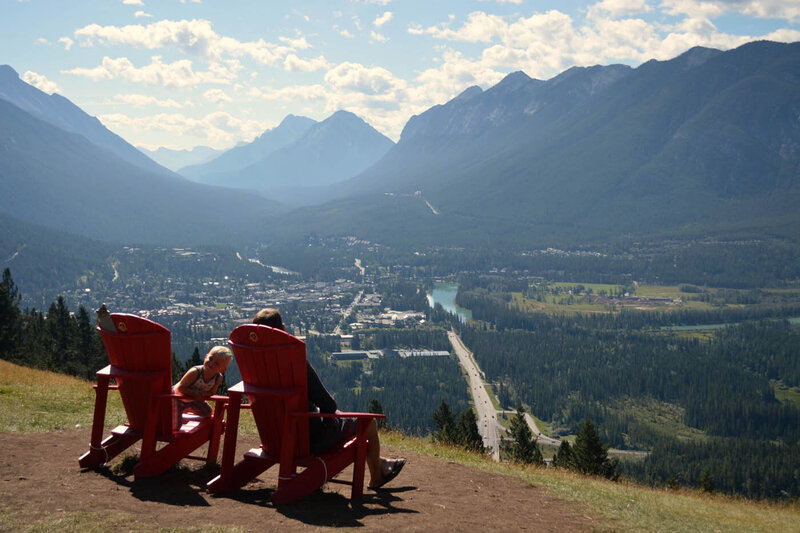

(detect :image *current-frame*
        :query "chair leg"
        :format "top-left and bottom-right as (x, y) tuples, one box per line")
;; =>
(206, 399), (227, 464)
(78, 375), (114, 468)
(207, 393), (241, 493)
(351, 420), (369, 500)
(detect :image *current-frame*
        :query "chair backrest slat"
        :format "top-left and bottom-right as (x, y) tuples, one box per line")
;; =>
(98, 313), (173, 434)
(229, 325), (309, 457)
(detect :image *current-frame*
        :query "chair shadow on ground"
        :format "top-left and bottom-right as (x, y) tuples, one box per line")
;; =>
(85, 458), (217, 507)
(213, 480), (419, 527)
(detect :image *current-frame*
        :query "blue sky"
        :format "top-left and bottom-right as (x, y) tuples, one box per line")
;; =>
(2, 0), (798, 150)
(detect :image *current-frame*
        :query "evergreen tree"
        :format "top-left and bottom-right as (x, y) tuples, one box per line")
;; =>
(188, 346), (203, 367)
(502, 406), (543, 465)
(369, 398), (385, 429)
(699, 467), (715, 493)
(433, 399), (457, 444)
(572, 419), (618, 480)
(553, 440), (574, 469)
(0, 268), (21, 360)
(456, 408), (484, 452)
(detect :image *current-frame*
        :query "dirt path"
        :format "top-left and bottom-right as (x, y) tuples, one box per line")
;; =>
(0, 428), (598, 531)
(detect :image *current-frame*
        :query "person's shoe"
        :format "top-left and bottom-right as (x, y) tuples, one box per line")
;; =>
(369, 458), (406, 489)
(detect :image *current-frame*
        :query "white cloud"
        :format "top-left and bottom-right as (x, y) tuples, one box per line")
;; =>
(72, 19), (297, 66)
(59, 37), (74, 50)
(661, 0), (800, 22)
(340, 29), (355, 38)
(22, 71), (60, 94)
(416, 11), (507, 42)
(370, 31), (389, 42)
(279, 35), (311, 49)
(249, 84), (328, 101)
(62, 56), (235, 87)
(284, 54), (330, 72)
(134, 11), (152, 18)
(374, 12), (393, 27)
(113, 93), (183, 108)
(122, 0), (143, 5)
(203, 88), (232, 103)
(98, 110), (268, 148)
(325, 62), (403, 95)
(587, 0), (653, 18)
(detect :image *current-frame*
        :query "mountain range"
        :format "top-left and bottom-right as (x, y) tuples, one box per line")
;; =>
(278, 40), (800, 247)
(139, 145), (224, 172)
(1, 40), (799, 248)
(0, 69), (279, 245)
(179, 111), (394, 205)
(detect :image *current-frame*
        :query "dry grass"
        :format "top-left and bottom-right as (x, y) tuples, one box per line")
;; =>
(384, 433), (800, 533)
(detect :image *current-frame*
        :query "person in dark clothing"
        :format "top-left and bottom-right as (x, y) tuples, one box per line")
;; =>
(252, 308), (405, 489)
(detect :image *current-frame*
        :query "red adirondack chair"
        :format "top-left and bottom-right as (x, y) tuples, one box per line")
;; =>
(78, 313), (227, 477)
(206, 324), (385, 505)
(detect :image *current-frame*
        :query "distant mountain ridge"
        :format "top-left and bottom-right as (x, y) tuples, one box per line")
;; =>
(140, 145), (223, 172)
(180, 111), (394, 205)
(280, 40), (800, 247)
(180, 114), (317, 179)
(0, 97), (281, 244)
(0, 65), (168, 175)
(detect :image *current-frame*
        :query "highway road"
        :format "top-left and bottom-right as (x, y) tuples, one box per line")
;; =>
(333, 290), (363, 336)
(448, 330), (503, 460)
(448, 330), (647, 461)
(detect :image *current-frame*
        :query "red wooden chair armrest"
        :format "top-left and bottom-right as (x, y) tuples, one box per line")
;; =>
(288, 411), (386, 420)
(97, 364), (169, 380)
(228, 381), (303, 399)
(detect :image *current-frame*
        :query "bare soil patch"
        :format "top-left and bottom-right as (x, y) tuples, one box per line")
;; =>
(1, 428), (598, 531)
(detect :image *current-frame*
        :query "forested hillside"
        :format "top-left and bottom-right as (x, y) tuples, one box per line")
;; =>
(450, 282), (800, 499)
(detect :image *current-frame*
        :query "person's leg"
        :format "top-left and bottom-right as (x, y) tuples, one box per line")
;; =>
(365, 419), (406, 488)
(366, 419), (382, 483)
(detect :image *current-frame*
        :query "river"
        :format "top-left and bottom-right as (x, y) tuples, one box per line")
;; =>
(427, 282), (472, 323)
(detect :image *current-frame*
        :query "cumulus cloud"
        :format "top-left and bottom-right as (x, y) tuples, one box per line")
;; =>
(72, 19), (297, 66)
(249, 84), (328, 101)
(370, 31), (389, 42)
(279, 35), (311, 49)
(134, 11), (152, 18)
(340, 29), (355, 38)
(661, 0), (800, 21)
(122, 0), (143, 5)
(62, 56), (235, 87)
(284, 54), (330, 72)
(587, 0), (653, 18)
(203, 88), (232, 103)
(113, 93), (184, 108)
(22, 71), (60, 94)
(98, 110), (268, 147)
(59, 37), (74, 50)
(324, 62), (403, 95)
(374, 12), (393, 27)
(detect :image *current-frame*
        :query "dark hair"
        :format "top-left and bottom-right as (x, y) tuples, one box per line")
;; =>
(252, 308), (285, 330)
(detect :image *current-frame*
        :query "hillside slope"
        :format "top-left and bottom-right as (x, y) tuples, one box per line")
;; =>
(1, 360), (798, 532)
(0, 65), (168, 175)
(0, 99), (280, 245)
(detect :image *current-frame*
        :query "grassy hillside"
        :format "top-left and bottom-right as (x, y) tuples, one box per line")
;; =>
(1, 359), (798, 532)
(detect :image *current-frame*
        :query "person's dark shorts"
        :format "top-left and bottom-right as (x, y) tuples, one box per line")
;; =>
(309, 416), (358, 454)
